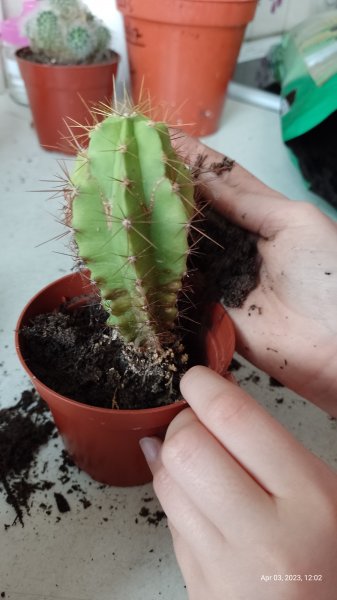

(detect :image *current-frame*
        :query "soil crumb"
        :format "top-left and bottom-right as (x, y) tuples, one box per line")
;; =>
(229, 358), (242, 372)
(54, 492), (71, 513)
(269, 376), (284, 388)
(139, 505), (166, 527)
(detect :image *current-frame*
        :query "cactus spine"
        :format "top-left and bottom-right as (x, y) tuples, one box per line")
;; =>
(69, 110), (195, 351)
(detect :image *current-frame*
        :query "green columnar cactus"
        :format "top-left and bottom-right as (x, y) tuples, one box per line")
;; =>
(24, 0), (111, 64)
(68, 110), (195, 351)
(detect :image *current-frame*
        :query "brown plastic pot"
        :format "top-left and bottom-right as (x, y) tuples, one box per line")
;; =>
(117, 0), (257, 136)
(16, 48), (119, 154)
(15, 272), (235, 487)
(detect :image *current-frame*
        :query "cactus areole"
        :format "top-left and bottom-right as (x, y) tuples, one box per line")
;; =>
(69, 111), (195, 354)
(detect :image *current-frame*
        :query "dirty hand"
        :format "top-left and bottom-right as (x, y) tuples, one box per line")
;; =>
(141, 366), (337, 600)
(172, 133), (337, 416)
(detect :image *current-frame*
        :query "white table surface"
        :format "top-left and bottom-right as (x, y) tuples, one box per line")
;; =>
(0, 91), (336, 600)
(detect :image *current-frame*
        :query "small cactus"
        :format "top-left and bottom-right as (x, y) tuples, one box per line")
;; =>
(67, 107), (195, 352)
(66, 26), (94, 62)
(24, 0), (111, 64)
(49, 0), (81, 20)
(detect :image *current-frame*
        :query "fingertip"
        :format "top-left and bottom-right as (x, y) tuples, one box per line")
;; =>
(180, 364), (208, 388)
(180, 365), (225, 399)
(139, 437), (162, 470)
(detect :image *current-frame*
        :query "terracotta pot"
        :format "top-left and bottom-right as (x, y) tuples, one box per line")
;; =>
(117, 0), (257, 136)
(16, 48), (119, 154)
(15, 272), (235, 487)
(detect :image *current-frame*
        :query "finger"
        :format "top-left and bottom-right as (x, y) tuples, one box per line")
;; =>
(171, 131), (293, 236)
(155, 468), (225, 560)
(158, 406), (274, 538)
(168, 530), (207, 599)
(180, 366), (320, 497)
(140, 423), (225, 557)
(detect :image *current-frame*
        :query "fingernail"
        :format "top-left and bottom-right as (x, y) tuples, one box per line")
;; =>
(139, 437), (161, 464)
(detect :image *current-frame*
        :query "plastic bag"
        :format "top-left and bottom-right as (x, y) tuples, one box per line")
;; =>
(272, 11), (337, 209)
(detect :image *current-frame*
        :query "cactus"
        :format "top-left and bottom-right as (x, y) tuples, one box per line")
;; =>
(49, 0), (82, 20)
(66, 26), (94, 62)
(24, 0), (111, 64)
(26, 9), (62, 59)
(67, 108), (195, 352)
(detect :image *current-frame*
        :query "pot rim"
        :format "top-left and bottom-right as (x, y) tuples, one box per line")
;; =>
(15, 47), (120, 69)
(116, 0), (257, 26)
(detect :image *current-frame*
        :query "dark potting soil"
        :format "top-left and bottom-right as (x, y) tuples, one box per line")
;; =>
(0, 389), (172, 528)
(20, 301), (190, 410)
(188, 206), (261, 309)
(0, 389), (101, 527)
(286, 110), (337, 209)
(0, 389), (56, 527)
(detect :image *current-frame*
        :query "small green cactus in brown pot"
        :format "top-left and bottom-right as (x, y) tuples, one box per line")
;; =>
(24, 0), (111, 64)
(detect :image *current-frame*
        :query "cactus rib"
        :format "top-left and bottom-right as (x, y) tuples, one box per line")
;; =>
(69, 111), (195, 350)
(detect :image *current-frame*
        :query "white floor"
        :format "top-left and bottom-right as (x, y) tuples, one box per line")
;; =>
(0, 91), (336, 600)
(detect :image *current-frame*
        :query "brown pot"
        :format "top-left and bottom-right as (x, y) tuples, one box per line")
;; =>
(117, 0), (257, 136)
(15, 272), (235, 487)
(16, 48), (119, 154)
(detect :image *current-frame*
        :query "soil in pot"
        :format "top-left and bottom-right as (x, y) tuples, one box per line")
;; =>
(20, 300), (189, 410)
(17, 46), (114, 66)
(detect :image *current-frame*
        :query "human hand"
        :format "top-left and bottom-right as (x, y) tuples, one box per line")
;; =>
(172, 133), (337, 415)
(141, 366), (337, 600)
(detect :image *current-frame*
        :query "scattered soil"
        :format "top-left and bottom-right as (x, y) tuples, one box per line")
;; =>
(190, 154), (260, 309)
(229, 357), (242, 372)
(0, 390), (55, 527)
(0, 388), (171, 529)
(54, 492), (71, 513)
(138, 505), (166, 527)
(287, 110), (337, 209)
(187, 205), (260, 310)
(269, 376), (284, 387)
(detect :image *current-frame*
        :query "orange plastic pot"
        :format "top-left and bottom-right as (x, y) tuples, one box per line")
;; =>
(16, 48), (119, 154)
(117, 0), (257, 136)
(15, 272), (235, 487)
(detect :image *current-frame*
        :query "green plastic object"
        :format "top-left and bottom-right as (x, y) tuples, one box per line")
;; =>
(272, 10), (337, 142)
(69, 110), (195, 350)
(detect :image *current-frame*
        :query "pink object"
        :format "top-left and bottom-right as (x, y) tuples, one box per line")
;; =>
(0, 0), (37, 46)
